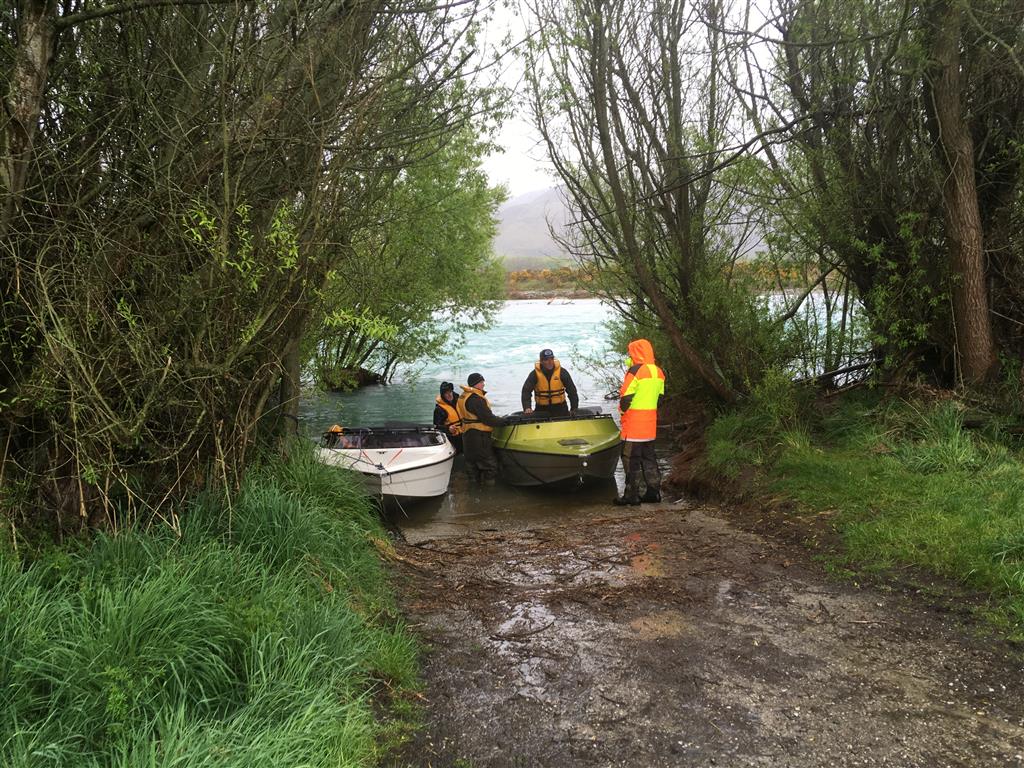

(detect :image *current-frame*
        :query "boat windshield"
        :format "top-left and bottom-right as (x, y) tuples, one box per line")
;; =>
(503, 406), (606, 425)
(322, 428), (445, 450)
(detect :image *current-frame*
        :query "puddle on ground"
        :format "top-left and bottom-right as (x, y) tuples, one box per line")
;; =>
(716, 578), (734, 605)
(478, 543), (659, 589)
(391, 476), (623, 544)
(629, 552), (665, 577)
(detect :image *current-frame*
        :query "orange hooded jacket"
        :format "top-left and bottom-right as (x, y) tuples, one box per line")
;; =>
(618, 339), (665, 440)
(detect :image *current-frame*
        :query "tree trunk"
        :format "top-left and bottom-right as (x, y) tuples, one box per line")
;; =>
(2, 0), (58, 235)
(278, 338), (301, 438)
(930, 0), (996, 385)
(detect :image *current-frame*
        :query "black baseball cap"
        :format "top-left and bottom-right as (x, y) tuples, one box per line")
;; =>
(440, 381), (454, 394)
(539, 348), (554, 359)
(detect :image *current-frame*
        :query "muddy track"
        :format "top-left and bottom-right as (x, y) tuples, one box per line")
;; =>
(384, 501), (1024, 767)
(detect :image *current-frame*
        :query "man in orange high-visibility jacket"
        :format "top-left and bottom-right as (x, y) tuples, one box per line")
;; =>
(614, 338), (665, 506)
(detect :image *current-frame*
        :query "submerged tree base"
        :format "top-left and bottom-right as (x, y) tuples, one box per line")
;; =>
(324, 367), (388, 391)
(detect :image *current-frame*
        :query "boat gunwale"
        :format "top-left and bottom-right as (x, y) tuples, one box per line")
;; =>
(493, 440), (621, 458)
(319, 448), (455, 477)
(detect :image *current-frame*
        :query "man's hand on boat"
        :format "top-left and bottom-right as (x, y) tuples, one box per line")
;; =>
(523, 408), (534, 415)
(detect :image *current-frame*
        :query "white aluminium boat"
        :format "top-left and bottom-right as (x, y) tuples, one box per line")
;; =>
(318, 425), (456, 499)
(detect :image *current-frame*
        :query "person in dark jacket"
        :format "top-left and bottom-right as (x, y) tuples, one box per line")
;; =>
(521, 348), (579, 416)
(433, 381), (463, 453)
(456, 372), (507, 484)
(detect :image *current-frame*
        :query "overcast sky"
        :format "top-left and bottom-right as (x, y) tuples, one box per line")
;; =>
(476, 2), (556, 200)
(481, 113), (554, 199)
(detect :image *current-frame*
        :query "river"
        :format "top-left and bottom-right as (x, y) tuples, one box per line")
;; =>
(299, 299), (662, 535)
(299, 299), (622, 432)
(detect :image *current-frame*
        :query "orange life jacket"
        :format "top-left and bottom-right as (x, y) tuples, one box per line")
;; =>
(534, 360), (566, 406)
(435, 396), (463, 436)
(456, 386), (494, 433)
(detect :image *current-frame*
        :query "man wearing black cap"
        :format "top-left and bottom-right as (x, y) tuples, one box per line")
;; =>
(433, 381), (463, 453)
(522, 348), (579, 417)
(456, 373), (507, 484)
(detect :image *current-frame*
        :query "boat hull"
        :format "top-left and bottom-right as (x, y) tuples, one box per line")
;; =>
(317, 428), (456, 499)
(492, 411), (622, 486)
(495, 441), (620, 486)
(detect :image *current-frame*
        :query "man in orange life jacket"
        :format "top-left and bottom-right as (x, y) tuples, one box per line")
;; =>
(614, 338), (665, 506)
(456, 372), (507, 484)
(522, 348), (579, 416)
(433, 381), (463, 453)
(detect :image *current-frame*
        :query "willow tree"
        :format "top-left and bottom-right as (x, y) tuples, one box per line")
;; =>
(523, 0), (790, 402)
(0, 0), (493, 531)
(309, 127), (506, 390)
(730, 0), (1023, 386)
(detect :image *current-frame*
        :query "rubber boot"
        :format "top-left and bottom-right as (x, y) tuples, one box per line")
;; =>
(640, 488), (662, 503)
(613, 478), (641, 506)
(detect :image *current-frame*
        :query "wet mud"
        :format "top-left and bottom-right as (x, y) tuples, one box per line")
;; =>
(383, 492), (1024, 767)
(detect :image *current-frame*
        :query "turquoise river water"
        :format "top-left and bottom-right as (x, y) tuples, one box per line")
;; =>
(299, 299), (623, 433)
(299, 299), (676, 531)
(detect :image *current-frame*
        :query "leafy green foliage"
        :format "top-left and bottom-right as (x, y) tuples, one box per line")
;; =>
(309, 128), (506, 388)
(747, 0), (1024, 384)
(856, 214), (949, 373)
(0, 0), (500, 527)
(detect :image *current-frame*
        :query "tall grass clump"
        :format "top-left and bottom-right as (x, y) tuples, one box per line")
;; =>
(0, 442), (417, 766)
(705, 367), (811, 477)
(884, 401), (983, 474)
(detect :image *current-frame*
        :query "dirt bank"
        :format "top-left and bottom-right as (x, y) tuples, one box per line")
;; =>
(384, 499), (1024, 767)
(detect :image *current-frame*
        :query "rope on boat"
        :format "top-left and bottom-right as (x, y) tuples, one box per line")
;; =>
(497, 420), (578, 487)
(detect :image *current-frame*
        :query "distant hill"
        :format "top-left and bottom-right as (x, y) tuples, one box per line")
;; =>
(493, 187), (573, 269)
(493, 188), (768, 270)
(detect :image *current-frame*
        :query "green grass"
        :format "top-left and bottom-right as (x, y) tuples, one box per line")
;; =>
(0, 444), (420, 766)
(706, 390), (1024, 637)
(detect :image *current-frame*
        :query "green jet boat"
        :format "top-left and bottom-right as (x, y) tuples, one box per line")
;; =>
(492, 407), (622, 486)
